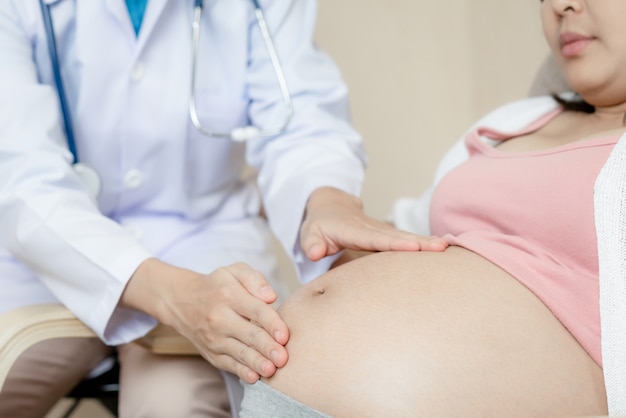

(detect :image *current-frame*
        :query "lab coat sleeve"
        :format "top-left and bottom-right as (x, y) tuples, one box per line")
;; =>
(0, 3), (156, 345)
(245, 0), (367, 284)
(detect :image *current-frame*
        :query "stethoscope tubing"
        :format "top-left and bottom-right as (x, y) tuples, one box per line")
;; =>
(39, 0), (295, 195)
(40, 0), (102, 197)
(42, 0), (294, 162)
(39, 0), (78, 164)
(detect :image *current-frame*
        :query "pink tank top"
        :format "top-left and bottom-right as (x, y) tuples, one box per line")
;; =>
(430, 109), (618, 366)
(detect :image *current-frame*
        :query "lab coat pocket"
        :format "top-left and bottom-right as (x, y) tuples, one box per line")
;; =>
(186, 93), (250, 197)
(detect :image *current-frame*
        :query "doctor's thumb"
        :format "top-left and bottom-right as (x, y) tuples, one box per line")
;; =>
(304, 241), (327, 262)
(230, 263), (278, 304)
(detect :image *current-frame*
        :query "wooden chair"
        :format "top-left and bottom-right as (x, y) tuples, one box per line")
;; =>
(0, 303), (197, 417)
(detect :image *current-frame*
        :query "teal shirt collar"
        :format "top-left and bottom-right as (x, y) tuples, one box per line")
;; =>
(126, 0), (149, 36)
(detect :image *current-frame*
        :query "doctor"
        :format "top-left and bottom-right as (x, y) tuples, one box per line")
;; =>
(0, 0), (437, 417)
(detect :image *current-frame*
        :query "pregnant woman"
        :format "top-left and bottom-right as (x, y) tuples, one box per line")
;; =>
(238, 0), (626, 416)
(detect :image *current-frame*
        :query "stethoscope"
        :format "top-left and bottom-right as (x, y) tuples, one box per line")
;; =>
(190, 0), (293, 141)
(38, 0), (294, 197)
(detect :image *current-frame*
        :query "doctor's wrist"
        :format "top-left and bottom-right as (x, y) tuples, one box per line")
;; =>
(120, 257), (182, 323)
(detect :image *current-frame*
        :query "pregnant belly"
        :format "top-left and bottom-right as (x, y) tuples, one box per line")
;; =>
(267, 246), (606, 417)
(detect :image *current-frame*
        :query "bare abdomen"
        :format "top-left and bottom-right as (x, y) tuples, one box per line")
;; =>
(266, 247), (606, 417)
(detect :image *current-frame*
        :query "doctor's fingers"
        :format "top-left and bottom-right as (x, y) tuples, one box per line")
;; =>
(302, 219), (448, 260)
(210, 334), (284, 384)
(346, 224), (449, 252)
(199, 265), (289, 347)
(217, 262), (279, 304)
(197, 310), (288, 382)
(201, 290), (289, 364)
(230, 291), (290, 349)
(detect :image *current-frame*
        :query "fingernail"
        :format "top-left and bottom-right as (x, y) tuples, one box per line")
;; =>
(274, 330), (283, 342)
(307, 243), (322, 256)
(263, 360), (274, 376)
(258, 285), (274, 298)
(270, 349), (280, 364)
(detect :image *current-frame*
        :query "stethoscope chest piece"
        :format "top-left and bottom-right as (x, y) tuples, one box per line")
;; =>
(73, 163), (102, 198)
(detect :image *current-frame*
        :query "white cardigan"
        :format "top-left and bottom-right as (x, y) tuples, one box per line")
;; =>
(392, 96), (626, 416)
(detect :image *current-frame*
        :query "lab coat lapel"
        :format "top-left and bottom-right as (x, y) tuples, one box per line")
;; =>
(133, 0), (169, 49)
(82, 0), (171, 46)
(74, 1), (127, 64)
(103, 0), (135, 38)
(76, 0), (169, 59)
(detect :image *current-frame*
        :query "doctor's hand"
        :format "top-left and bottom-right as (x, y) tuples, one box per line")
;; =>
(121, 259), (289, 384)
(300, 187), (448, 262)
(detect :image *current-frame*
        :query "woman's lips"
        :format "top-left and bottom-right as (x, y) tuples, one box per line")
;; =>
(559, 32), (595, 58)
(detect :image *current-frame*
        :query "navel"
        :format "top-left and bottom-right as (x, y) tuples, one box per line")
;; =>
(313, 287), (327, 296)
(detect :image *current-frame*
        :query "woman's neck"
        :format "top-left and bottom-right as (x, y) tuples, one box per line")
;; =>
(591, 103), (626, 127)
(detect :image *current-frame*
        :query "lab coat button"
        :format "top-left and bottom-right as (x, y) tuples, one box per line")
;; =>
(130, 62), (145, 81)
(123, 169), (144, 189)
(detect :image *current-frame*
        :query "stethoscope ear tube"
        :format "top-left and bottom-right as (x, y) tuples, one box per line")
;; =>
(189, 0), (294, 141)
(250, 7), (294, 137)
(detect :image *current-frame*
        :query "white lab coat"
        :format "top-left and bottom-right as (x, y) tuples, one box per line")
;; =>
(0, 0), (366, 346)
(392, 95), (626, 416)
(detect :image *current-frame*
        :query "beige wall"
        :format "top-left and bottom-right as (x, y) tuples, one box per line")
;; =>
(273, 1), (550, 283)
(315, 0), (549, 219)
